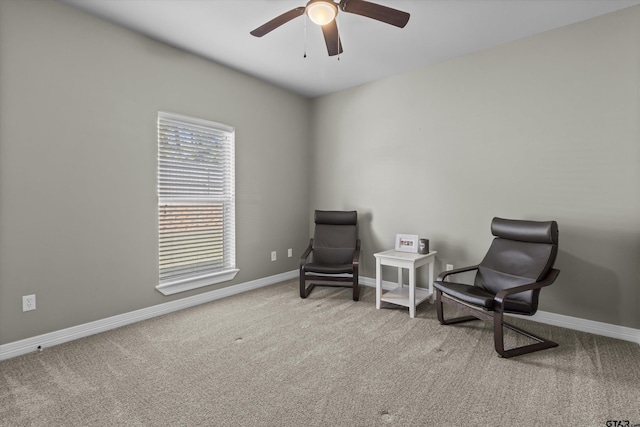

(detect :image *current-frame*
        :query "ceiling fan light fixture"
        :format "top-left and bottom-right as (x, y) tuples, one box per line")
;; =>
(306, 0), (337, 26)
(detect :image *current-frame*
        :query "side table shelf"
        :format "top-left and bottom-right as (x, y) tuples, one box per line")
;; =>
(380, 286), (431, 307)
(373, 249), (437, 318)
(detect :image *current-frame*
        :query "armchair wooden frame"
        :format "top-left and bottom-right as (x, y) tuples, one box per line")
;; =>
(436, 266), (560, 359)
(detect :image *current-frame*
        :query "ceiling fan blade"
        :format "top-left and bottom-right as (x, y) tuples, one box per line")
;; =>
(250, 7), (306, 37)
(340, 0), (410, 28)
(321, 20), (344, 56)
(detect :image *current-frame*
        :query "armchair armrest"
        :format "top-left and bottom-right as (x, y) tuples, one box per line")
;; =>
(299, 239), (313, 269)
(352, 239), (361, 266)
(494, 269), (560, 310)
(436, 265), (479, 282)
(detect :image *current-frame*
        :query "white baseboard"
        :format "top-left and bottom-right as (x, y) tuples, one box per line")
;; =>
(0, 270), (298, 361)
(2, 272), (638, 361)
(525, 310), (640, 345)
(359, 276), (640, 345)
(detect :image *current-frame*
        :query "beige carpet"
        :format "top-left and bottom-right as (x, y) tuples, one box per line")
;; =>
(1, 280), (639, 426)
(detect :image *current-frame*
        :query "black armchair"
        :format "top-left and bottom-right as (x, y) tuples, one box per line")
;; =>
(434, 217), (560, 358)
(300, 210), (360, 301)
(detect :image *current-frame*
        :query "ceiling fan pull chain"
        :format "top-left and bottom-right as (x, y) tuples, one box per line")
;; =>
(336, 13), (340, 61)
(303, 14), (307, 58)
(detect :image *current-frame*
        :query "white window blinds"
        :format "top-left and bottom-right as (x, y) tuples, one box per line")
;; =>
(157, 111), (237, 295)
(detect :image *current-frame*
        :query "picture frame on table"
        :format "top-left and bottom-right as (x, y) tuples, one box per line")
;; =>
(395, 234), (419, 253)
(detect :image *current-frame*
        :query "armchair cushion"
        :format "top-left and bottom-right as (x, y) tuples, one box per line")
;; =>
(436, 217), (558, 315)
(473, 218), (558, 312)
(311, 211), (357, 266)
(314, 210), (357, 225)
(490, 217), (558, 244)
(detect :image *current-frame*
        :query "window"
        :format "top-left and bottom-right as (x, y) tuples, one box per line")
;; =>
(156, 111), (238, 295)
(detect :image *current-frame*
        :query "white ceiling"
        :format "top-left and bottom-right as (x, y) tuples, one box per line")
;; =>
(57, 0), (640, 98)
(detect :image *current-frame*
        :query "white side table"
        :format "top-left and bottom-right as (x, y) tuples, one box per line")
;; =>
(374, 249), (437, 318)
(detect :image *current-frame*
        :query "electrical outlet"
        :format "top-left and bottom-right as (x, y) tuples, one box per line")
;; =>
(288, 248), (292, 258)
(271, 251), (277, 261)
(22, 294), (36, 312)
(446, 264), (454, 271)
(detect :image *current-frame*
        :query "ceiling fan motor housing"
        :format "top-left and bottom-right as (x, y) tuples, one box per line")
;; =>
(306, 0), (339, 26)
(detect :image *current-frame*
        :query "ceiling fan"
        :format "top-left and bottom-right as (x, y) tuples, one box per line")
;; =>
(250, 0), (410, 56)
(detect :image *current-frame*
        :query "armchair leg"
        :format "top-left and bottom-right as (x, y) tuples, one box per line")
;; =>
(300, 270), (315, 299)
(300, 283), (316, 299)
(436, 289), (480, 325)
(352, 275), (360, 301)
(494, 311), (558, 358)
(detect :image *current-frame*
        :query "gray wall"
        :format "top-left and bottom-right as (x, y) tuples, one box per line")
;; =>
(310, 6), (640, 329)
(1, 1), (639, 346)
(0, 0), (311, 344)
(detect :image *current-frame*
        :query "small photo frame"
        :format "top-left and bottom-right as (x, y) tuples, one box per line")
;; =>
(395, 234), (419, 253)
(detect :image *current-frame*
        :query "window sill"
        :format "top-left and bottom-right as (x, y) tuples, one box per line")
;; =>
(156, 269), (240, 296)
